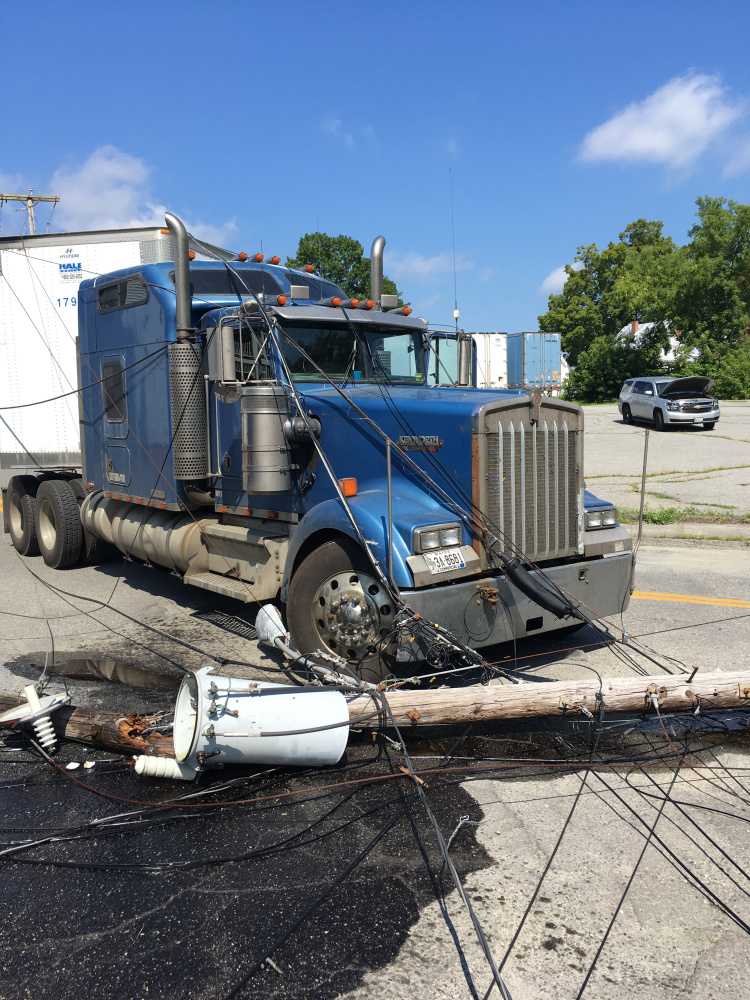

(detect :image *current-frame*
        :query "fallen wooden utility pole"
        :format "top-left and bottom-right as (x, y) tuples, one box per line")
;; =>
(2, 671), (749, 759)
(0, 693), (175, 757)
(346, 670), (750, 728)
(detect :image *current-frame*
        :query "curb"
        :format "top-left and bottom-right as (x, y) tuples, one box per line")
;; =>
(623, 521), (750, 543)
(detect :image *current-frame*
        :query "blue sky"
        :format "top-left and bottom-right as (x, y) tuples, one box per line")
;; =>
(2, 0), (750, 332)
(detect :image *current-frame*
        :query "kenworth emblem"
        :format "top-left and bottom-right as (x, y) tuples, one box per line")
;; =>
(395, 435), (443, 452)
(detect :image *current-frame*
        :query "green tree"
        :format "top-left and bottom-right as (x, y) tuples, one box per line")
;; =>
(539, 220), (676, 366)
(562, 335), (663, 404)
(669, 197), (750, 353)
(286, 233), (402, 302)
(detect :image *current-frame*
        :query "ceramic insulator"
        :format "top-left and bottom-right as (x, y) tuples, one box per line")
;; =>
(32, 715), (57, 751)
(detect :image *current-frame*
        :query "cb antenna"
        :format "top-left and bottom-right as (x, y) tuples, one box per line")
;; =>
(450, 168), (459, 333)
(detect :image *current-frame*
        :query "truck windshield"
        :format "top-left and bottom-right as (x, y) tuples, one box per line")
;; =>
(279, 322), (425, 384)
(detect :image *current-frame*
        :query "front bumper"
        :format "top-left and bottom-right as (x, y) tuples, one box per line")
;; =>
(399, 551), (633, 650)
(664, 409), (719, 424)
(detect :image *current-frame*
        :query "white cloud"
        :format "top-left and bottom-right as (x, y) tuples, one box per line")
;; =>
(579, 73), (744, 170)
(479, 266), (496, 282)
(190, 219), (239, 248)
(51, 146), (167, 230)
(414, 293), (442, 312)
(44, 146), (235, 244)
(323, 116), (342, 134)
(0, 169), (25, 191)
(445, 139), (459, 155)
(387, 250), (472, 280)
(539, 265), (569, 296)
(321, 115), (362, 147)
(539, 262), (582, 296)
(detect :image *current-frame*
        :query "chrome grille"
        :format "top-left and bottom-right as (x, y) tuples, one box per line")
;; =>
(485, 409), (580, 560)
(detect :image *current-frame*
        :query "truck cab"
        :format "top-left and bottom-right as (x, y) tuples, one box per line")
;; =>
(8, 216), (633, 682)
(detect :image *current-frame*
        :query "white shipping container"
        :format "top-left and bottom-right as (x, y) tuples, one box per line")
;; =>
(0, 227), (232, 471)
(471, 332), (508, 389)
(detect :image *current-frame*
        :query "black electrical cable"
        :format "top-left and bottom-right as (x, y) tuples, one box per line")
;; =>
(378, 693), (514, 1000)
(576, 765), (680, 997)
(221, 799), (410, 999)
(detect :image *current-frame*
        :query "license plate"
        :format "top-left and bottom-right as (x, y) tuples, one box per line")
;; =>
(423, 547), (465, 573)
(693, 416), (704, 424)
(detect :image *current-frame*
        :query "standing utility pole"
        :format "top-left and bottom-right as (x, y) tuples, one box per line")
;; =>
(0, 189), (60, 235)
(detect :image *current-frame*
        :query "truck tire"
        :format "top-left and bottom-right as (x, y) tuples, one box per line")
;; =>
(68, 479), (111, 564)
(621, 404), (633, 424)
(653, 409), (665, 431)
(703, 422), (716, 430)
(35, 479), (84, 569)
(7, 476), (40, 556)
(287, 537), (396, 684)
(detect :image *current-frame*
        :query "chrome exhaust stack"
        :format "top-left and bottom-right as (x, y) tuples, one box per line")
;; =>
(370, 236), (385, 305)
(165, 212), (193, 340)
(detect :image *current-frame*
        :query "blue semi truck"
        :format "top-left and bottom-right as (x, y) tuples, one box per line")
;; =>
(6, 214), (633, 681)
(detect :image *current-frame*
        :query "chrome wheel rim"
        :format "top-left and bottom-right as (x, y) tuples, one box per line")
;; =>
(38, 498), (57, 551)
(312, 570), (395, 660)
(9, 493), (23, 538)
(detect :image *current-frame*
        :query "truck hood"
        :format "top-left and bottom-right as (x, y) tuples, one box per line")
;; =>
(296, 384), (555, 511)
(659, 376), (714, 397)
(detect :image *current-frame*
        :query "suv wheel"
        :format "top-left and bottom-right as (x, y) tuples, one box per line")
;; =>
(653, 410), (665, 431)
(622, 404), (633, 424)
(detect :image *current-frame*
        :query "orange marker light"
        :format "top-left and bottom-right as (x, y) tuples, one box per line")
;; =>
(276, 295), (288, 305)
(269, 256), (281, 265)
(254, 253), (264, 262)
(160, 228), (170, 234)
(305, 264), (315, 273)
(402, 306), (413, 316)
(338, 478), (358, 497)
(331, 297), (342, 307)
(188, 250), (196, 260)
(349, 298), (361, 308)
(267, 511), (278, 519)
(365, 300), (375, 310)
(238, 252), (248, 262)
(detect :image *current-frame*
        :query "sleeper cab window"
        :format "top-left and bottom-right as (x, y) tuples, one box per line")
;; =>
(97, 277), (149, 313)
(101, 358), (126, 423)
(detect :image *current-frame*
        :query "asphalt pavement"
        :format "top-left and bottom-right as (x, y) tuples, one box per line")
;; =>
(584, 400), (750, 517)
(1, 398), (750, 999)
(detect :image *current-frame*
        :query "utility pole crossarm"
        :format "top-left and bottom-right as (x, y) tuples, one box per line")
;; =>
(0, 190), (60, 235)
(0, 193), (61, 202)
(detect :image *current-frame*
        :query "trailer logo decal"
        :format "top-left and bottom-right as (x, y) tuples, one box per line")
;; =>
(396, 435), (443, 452)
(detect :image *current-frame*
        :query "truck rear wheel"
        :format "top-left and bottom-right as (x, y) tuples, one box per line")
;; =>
(35, 480), (83, 569)
(8, 476), (40, 556)
(287, 538), (397, 684)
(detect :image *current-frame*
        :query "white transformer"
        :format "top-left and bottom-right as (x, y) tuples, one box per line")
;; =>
(0, 226), (232, 474)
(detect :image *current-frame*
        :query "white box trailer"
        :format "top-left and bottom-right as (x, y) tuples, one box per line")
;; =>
(0, 227), (233, 473)
(471, 332), (508, 389)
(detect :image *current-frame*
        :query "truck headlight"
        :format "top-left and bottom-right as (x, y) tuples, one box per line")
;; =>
(413, 522), (462, 553)
(666, 401), (679, 411)
(585, 508), (617, 529)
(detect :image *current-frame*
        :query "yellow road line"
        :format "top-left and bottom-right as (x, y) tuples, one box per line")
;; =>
(631, 590), (750, 609)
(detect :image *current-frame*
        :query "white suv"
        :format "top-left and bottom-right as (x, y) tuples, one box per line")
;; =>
(618, 376), (720, 430)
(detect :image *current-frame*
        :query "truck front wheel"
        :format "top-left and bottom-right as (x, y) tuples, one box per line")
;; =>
(35, 480), (84, 569)
(8, 476), (40, 556)
(287, 538), (396, 684)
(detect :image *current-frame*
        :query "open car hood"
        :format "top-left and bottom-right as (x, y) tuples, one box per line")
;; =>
(659, 376), (714, 397)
